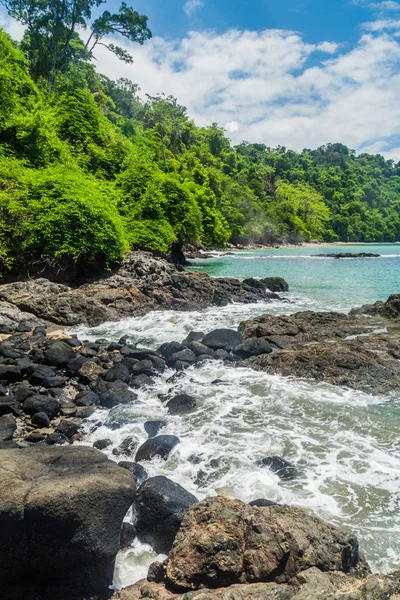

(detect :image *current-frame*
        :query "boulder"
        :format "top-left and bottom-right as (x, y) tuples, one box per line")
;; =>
(234, 338), (273, 358)
(0, 396), (20, 417)
(202, 329), (243, 351)
(105, 363), (131, 383)
(56, 419), (80, 439)
(100, 388), (138, 409)
(135, 435), (180, 462)
(158, 342), (186, 359)
(118, 461), (148, 486)
(130, 374), (154, 388)
(186, 341), (214, 356)
(44, 341), (76, 367)
(168, 349), (197, 366)
(133, 476), (198, 554)
(78, 361), (105, 384)
(248, 498), (279, 507)
(31, 412), (51, 428)
(0, 446), (136, 596)
(120, 522), (136, 550)
(23, 395), (60, 419)
(165, 393), (197, 415)
(165, 497), (368, 591)
(144, 420), (167, 438)
(262, 277), (289, 292)
(0, 415), (16, 441)
(112, 436), (138, 457)
(75, 390), (99, 407)
(258, 456), (301, 480)
(93, 438), (112, 450)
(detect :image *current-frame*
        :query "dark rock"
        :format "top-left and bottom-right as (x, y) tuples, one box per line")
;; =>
(316, 252), (380, 259)
(93, 438), (112, 450)
(65, 336), (82, 347)
(16, 322), (32, 332)
(44, 341), (76, 367)
(0, 445), (136, 596)
(59, 399), (77, 417)
(202, 328), (243, 351)
(105, 363), (130, 383)
(121, 348), (160, 361)
(75, 390), (99, 407)
(131, 359), (156, 377)
(262, 277), (289, 292)
(31, 412), (51, 428)
(75, 406), (95, 419)
(56, 419), (80, 439)
(133, 476), (198, 554)
(147, 561), (165, 584)
(157, 342), (185, 359)
(258, 456), (301, 480)
(174, 360), (191, 370)
(120, 522), (136, 549)
(25, 432), (45, 443)
(249, 498), (279, 507)
(28, 364), (66, 388)
(0, 415), (16, 441)
(130, 374), (154, 388)
(46, 432), (69, 445)
(144, 420), (167, 438)
(165, 393), (197, 415)
(99, 388), (138, 409)
(186, 341), (214, 356)
(168, 349), (197, 366)
(234, 337), (273, 358)
(12, 383), (34, 402)
(67, 355), (89, 375)
(135, 435), (180, 462)
(112, 436), (138, 457)
(182, 331), (205, 344)
(0, 364), (22, 383)
(118, 461), (148, 485)
(0, 396), (20, 417)
(23, 395), (60, 419)
(0, 383), (6, 395)
(147, 355), (166, 372)
(213, 349), (230, 360)
(165, 496), (369, 591)
(107, 379), (129, 391)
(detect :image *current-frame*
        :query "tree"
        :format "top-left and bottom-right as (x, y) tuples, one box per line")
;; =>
(144, 94), (187, 167)
(1, 0), (151, 83)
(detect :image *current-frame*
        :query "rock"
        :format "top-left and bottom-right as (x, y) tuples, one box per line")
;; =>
(12, 383), (34, 402)
(118, 461), (148, 486)
(261, 277), (289, 292)
(105, 363), (131, 383)
(352, 293), (400, 321)
(130, 374), (154, 388)
(147, 561), (166, 584)
(315, 253), (380, 259)
(93, 438), (112, 450)
(0, 446), (136, 596)
(258, 456), (301, 480)
(0, 396), (20, 417)
(112, 436), (138, 457)
(234, 338), (273, 358)
(0, 415), (16, 441)
(44, 341), (76, 367)
(100, 388), (138, 409)
(186, 341), (214, 356)
(46, 431), (69, 445)
(135, 435), (180, 462)
(165, 497), (368, 591)
(0, 364), (23, 383)
(165, 394), (197, 415)
(75, 390), (99, 407)
(67, 355), (89, 374)
(202, 329), (243, 351)
(120, 522), (136, 549)
(75, 406), (95, 419)
(31, 411), (51, 428)
(168, 349), (197, 366)
(248, 498), (279, 507)
(23, 395), (60, 419)
(131, 359), (156, 377)
(78, 361), (105, 384)
(56, 419), (80, 439)
(133, 476), (198, 554)
(25, 432), (46, 443)
(158, 342), (186, 359)
(144, 420), (167, 438)
(183, 331), (205, 344)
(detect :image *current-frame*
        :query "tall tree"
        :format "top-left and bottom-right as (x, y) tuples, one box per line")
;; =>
(1, 0), (151, 83)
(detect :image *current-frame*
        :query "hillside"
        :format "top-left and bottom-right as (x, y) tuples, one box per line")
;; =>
(1, 25), (400, 279)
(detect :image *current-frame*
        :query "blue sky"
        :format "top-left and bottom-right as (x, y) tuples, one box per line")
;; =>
(2, 0), (400, 158)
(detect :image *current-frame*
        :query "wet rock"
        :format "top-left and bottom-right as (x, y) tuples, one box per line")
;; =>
(118, 461), (148, 486)
(351, 293), (400, 321)
(12, 383), (35, 402)
(75, 406), (95, 419)
(59, 399), (77, 417)
(23, 395), (60, 419)
(136, 435), (180, 462)
(165, 497), (368, 591)
(0, 364), (23, 383)
(165, 393), (197, 415)
(93, 438), (112, 450)
(147, 561), (165, 584)
(258, 456), (301, 480)
(186, 341), (214, 356)
(262, 277), (289, 292)
(78, 361), (105, 383)
(56, 419), (80, 440)
(202, 329), (243, 351)
(234, 338), (273, 358)
(0, 415), (16, 441)
(249, 498), (280, 507)
(158, 341), (186, 359)
(133, 476), (198, 554)
(75, 390), (99, 407)
(46, 431), (69, 445)
(144, 420), (167, 438)
(182, 331), (205, 344)
(130, 374), (154, 388)
(0, 396), (20, 417)
(168, 349), (197, 367)
(120, 522), (136, 549)
(131, 359), (156, 377)
(112, 436), (138, 457)
(25, 432), (46, 443)
(67, 355), (89, 374)
(0, 445), (136, 596)
(100, 388), (138, 409)
(105, 363), (131, 383)
(315, 252), (380, 259)
(44, 341), (75, 367)
(31, 412), (51, 428)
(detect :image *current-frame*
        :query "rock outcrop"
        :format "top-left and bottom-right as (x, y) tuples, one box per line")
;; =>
(351, 293), (400, 321)
(0, 445), (136, 597)
(0, 253), (287, 328)
(112, 497), (400, 600)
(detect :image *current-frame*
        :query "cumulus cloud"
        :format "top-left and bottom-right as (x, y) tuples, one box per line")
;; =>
(184, 0), (204, 17)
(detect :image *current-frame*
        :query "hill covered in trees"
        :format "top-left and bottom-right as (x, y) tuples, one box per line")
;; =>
(0, 4), (400, 278)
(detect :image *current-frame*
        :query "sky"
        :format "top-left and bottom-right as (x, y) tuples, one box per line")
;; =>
(2, 0), (400, 159)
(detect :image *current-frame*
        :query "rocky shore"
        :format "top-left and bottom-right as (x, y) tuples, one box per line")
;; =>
(0, 252), (399, 598)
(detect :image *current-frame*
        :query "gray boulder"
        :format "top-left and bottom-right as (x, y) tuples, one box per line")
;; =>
(202, 329), (243, 351)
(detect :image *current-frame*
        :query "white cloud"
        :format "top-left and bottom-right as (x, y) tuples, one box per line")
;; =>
(184, 0), (204, 17)
(0, 11), (25, 40)
(362, 17), (400, 29)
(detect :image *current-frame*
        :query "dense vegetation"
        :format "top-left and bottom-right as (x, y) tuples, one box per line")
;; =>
(0, 5), (400, 277)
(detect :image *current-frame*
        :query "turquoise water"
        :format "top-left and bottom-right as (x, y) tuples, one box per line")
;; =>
(187, 244), (400, 313)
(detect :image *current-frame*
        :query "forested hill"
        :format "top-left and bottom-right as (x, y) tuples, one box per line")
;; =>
(1, 22), (400, 278)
